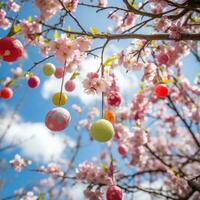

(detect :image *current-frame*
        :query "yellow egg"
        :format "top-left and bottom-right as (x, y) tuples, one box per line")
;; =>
(52, 92), (67, 106)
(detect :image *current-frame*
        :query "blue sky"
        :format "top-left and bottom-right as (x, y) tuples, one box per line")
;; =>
(0, 0), (200, 198)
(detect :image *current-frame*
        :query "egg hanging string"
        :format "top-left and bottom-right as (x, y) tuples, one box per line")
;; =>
(59, 60), (67, 106)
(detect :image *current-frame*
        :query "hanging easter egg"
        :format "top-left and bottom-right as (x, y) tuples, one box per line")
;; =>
(157, 52), (169, 65)
(43, 63), (56, 76)
(45, 107), (71, 131)
(27, 75), (40, 88)
(0, 87), (13, 99)
(52, 92), (67, 106)
(0, 37), (24, 62)
(107, 92), (121, 107)
(90, 119), (114, 142)
(154, 84), (169, 98)
(65, 80), (75, 92)
(104, 110), (116, 123)
(118, 144), (128, 156)
(106, 185), (122, 200)
(54, 67), (66, 79)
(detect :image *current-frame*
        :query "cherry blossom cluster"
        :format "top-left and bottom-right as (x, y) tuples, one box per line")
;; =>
(20, 192), (38, 200)
(83, 72), (108, 95)
(10, 154), (32, 172)
(20, 19), (42, 44)
(0, 9), (11, 30)
(42, 34), (92, 66)
(7, 0), (20, 12)
(109, 12), (137, 32)
(39, 163), (64, 177)
(76, 161), (113, 185)
(84, 189), (103, 200)
(34, 0), (78, 20)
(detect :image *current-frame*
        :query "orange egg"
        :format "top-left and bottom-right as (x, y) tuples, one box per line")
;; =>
(104, 110), (116, 123)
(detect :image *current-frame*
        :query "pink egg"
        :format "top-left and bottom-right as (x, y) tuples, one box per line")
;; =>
(27, 75), (40, 88)
(45, 107), (71, 131)
(54, 67), (66, 79)
(118, 144), (128, 156)
(107, 92), (121, 107)
(65, 80), (76, 92)
(157, 53), (169, 65)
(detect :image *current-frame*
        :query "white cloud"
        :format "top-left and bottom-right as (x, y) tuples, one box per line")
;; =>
(67, 183), (85, 200)
(41, 56), (139, 105)
(0, 109), (74, 163)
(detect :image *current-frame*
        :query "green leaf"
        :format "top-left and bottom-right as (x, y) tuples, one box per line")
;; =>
(160, 66), (165, 72)
(67, 25), (75, 40)
(132, 3), (137, 8)
(7, 25), (21, 37)
(151, 40), (158, 48)
(54, 31), (59, 39)
(38, 192), (44, 200)
(139, 82), (145, 89)
(191, 17), (200, 23)
(90, 26), (100, 35)
(0, 1), (4, 9)
(103, 56), (117, 66)
(196, 72), (200, 78)
(70, 71), (80, 80)
(162, 79), (173, 84)
(67, 25), (71, 32)
(6, 79), (16, 87)
(100, 162), (108, 172)
(27, 16), (32, 23)
(137, 89), (143, 94)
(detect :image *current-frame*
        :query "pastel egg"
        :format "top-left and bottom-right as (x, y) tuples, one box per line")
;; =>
(54, 67), (65, 79)
(104, 110), (116, 123)
(65, 80), (75, 92)
(45, 107), (71, 131)
(43, 63), (56, 76)
(52, 92), (67, 106)
(90, 119), (115, 142)
(27, 75), (40, 88)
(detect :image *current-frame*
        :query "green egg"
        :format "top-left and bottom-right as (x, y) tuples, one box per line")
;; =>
(90, 119), (115, 142)
(43, 63), (56, 76)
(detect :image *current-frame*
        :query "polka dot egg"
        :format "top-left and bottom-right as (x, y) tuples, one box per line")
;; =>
(45, 107), (71, 131)
(107, 92), (121, 107)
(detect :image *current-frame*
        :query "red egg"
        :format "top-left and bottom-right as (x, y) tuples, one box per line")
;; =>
(107, 92), (121, 107)
(54, 67), (66, 79)
(157, 53), (169, 65)
(106, 185), (122, 200)
(0, 37), (24, 62)
(0, 87), (13, 99)
(154, 84), (169, 98)
(118, 144), (128, 156)
(45, 107), (71, 131)
(27, 75), (40, 88)
(65, 80), (75, 92)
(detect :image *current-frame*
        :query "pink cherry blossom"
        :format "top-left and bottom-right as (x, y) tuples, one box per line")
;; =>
(8, 0), (20, 12)
(0, 9), (11, 30)
(20, 19), (42, 44)
(72, 104), (82, 114)
(76, 161), (113, 185)
(10, 154), (32, 172)
(82, 72), (108, 94)
(98, 0), (108, 7)
(20, 192), (37, 200)
(40, 163), (64, 177)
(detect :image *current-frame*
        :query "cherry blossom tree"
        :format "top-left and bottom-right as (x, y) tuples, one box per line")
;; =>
(0, 0), (200, 199)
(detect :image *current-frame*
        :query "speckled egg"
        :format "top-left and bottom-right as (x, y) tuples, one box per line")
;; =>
(45, 107), (71, 131)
